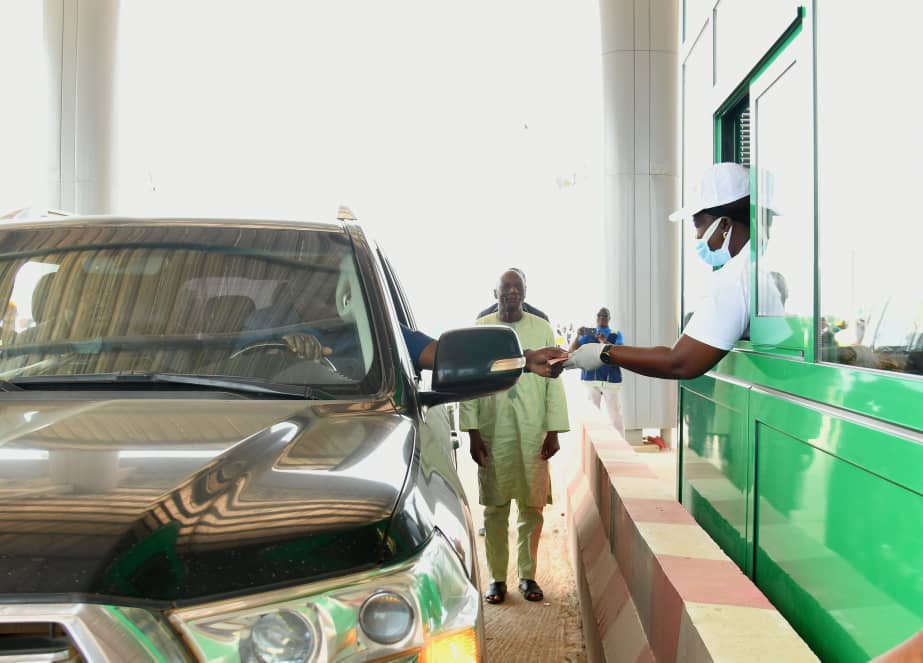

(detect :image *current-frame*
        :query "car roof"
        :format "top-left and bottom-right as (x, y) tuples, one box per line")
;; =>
(0, 215), (351, 233)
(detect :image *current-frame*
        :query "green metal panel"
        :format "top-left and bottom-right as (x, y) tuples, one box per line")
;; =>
(714, 350), (923, 433)
(677, 315), (923, 660)
(752, 394), (923, 662)
(679, 376), (752, 571)
(750, 389), (923, 495)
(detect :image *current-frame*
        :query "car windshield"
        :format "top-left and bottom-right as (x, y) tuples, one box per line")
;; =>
(0, 222), (381, 396)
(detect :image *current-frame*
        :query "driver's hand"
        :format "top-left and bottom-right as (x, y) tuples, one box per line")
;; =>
(525, 347), (567, 378)
(281, 333), (332, 360)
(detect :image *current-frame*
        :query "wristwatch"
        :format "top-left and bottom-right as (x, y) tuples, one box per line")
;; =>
(599, 344), (614, 365)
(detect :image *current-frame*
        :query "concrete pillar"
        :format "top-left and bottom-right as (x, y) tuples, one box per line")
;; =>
(599, 0), (679, 438)
(45, 0), (120, 214)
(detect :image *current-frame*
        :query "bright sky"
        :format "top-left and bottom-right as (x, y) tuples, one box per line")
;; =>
(113, 0), (606, 335)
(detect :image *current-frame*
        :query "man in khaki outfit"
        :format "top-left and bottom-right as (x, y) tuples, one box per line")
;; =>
(461, 269), (569, 604)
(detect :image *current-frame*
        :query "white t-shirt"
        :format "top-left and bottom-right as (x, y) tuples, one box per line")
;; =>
(683, 244), (751, 351)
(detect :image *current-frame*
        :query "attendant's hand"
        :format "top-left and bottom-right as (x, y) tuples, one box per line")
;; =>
(524, 347), (567, 377)
(563, 343), (605, 371)
(469, 431), (489, 468)
(282, 333), (332, 360)
(540, 432), (560, 460)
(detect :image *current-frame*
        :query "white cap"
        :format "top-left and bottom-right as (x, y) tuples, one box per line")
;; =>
(668, 162), (750, 221)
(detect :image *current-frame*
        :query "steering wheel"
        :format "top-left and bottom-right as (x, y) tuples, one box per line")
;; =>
(229, 340), (338, 373)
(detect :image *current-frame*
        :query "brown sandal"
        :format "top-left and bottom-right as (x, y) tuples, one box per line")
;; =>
(485, 581), (507, 604)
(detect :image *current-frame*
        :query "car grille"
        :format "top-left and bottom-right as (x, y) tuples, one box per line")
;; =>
(0, 605), (192, 662)
(0, 623), (81, 662)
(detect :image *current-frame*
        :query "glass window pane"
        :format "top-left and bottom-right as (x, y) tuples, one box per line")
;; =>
(681, 24), (716, 327)
(816, 5), (923, 377)
(754, 58), (812, 318)
(714, 0), (801, 93)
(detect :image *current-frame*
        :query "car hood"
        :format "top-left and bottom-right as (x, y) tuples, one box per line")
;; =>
(0, 397), (417, 603)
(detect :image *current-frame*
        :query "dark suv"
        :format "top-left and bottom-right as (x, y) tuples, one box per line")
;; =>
(0, 217), (523, 662)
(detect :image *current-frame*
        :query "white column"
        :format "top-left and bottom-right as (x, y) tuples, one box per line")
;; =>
(599, 0), (679, 438)
(44, 0), (64, 211)
(45, 0), (120, 214)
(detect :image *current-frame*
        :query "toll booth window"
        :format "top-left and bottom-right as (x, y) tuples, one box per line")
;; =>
(715, 35), (815, 355)
(815, 25), (923, 376)
(752, 58), (812, 322)
(819, 217), (923, 374)
(817, 278), (922, 377)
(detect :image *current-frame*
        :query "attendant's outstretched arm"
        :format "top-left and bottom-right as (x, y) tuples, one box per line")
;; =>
(565, 334), (728, 380)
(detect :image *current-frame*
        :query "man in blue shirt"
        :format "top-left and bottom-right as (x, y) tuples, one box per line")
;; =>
(568, 307), (625, 436)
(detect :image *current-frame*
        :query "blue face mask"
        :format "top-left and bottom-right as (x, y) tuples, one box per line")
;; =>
(695, 218), (733, 267)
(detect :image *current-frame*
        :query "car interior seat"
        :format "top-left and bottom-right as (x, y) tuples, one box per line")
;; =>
(243, 282), (301, 331)
(15, 272), (59, 344)
(202, 295), (256, 334)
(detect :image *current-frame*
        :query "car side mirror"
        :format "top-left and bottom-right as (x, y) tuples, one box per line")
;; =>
(419, 326), (524, 407)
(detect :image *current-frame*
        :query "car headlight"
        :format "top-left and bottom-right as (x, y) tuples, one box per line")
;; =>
(243, 610), (318, 663)
(169, 529), (480, 662)
(359, 591), (414, 645)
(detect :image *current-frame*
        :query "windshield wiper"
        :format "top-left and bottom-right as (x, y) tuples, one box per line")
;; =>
(0, 380), (23, 392)
(9, 373), (336, 400)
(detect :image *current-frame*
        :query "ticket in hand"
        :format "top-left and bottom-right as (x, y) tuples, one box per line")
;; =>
(547, 355), (569, 366)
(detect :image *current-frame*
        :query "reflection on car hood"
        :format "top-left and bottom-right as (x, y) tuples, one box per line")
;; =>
(0, 397), (416, 603)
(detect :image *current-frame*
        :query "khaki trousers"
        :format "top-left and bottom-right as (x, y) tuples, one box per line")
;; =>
(483, 501), (544, 582)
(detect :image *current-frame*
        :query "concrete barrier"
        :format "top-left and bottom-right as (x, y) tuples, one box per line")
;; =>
(565, 422), (818, 663)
